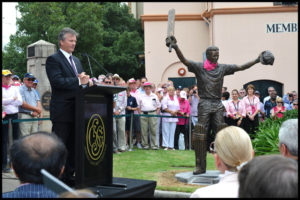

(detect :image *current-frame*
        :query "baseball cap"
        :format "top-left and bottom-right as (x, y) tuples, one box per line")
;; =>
(12, 75), (20, 80)
(2, 70), (12, 76)
(176, 85), (182, 90)
(180, 91), (187, 99)
(143, 82), (152, 87)
(33, 79), (39, 84)
(156, 87), (163, 92)
(24, 73), (36, 79)
(254, 90), (260, 95)
(128, 78), (136, 84)
(112, 74), (120, 79)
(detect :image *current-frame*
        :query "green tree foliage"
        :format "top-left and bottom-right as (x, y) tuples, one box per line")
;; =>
(252, 109), (298, 156)
(2, 2), (144, 80)
(98, 2), (144, 80)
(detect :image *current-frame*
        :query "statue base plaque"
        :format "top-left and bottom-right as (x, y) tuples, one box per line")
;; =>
(175, 170), (221, 185)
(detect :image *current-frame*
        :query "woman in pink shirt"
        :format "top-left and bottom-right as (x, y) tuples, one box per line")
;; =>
(161, 86), (180, 150)
(174, 91), (191, 150)
(271, 97), (286, 119)
(226, 89), (246, 128)
(242, 84), (260, 138)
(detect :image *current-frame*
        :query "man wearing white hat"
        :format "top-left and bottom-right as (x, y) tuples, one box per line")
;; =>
(137, 82), (161, 150)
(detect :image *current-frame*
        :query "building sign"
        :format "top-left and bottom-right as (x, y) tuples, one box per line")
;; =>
(267, 23), (298, 33)
(41, 91), (51, 111)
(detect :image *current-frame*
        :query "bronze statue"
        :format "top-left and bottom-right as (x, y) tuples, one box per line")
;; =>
(166, 35), (273, 174)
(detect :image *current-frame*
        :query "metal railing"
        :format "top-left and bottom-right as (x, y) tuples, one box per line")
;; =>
(2, 113), (194, 150)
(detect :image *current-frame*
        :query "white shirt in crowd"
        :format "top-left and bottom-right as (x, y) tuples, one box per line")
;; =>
(190, 170), (239, 198)
(161, 95), (180, 123)
(2, 85), (23, 114)
(113, 90), (127, 115)
(221, 99), (229, 117)
(138, 92), (161, 112)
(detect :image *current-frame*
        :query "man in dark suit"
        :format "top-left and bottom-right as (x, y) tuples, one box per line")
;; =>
(46, 27), (91, 186)
(2, 131), (67, 198)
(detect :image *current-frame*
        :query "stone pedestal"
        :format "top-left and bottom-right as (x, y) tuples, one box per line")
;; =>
(27, 40), (56, 132)
(175, 170), (221, 185)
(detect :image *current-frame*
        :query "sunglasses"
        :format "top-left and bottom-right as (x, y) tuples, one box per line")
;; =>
(293, 104), (298, 106)
(26, 78), (35, 81)
(105, 81), (112, 84)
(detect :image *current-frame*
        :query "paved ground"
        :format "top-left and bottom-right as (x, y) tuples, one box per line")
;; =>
(2, 172), (192, 198)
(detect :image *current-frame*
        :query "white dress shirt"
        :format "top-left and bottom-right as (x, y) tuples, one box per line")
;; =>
(161, 95), (180, 123)
(138, 92), (161, 112)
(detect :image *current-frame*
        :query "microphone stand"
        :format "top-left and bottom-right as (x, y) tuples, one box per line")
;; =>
(86, 54), (93, 78)
(82, 53), (109, 75)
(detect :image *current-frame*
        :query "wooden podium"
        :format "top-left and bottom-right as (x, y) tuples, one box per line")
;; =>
(73, 85), (126, 188)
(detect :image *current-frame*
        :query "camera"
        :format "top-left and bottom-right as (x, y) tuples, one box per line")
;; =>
(193, 90), (196, 94)
(289, 93), (293, 97)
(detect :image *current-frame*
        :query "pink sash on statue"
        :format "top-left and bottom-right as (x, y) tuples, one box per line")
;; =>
(204, 59), (218, 71)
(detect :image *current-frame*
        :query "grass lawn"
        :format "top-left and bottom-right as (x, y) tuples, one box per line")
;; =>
(113, 148), (217, 193)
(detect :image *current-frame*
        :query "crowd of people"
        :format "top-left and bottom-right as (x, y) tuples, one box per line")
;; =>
(3, 69), (298, 159)
(2, 70), (42, 173)
(88, 72), (298, 153)
(3, 64), (298, 199)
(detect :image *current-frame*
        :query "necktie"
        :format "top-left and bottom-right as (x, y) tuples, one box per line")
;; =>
(69, 55), (78, 76)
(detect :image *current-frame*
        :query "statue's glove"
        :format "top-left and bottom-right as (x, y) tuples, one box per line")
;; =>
(258, 50), (275, 65)
(166, 36), (177, 48)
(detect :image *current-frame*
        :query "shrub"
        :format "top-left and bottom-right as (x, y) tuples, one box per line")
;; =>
(252, 109), (298, 156)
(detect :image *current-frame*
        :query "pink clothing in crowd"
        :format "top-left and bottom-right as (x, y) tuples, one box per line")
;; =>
(226, 99), (246, 118)
(177, 99), (190, 125)
(273, 106), (285, 119)
(242, 96), (260, 115)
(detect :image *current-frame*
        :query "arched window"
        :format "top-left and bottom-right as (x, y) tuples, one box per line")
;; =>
(243, 80), (283, 102)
